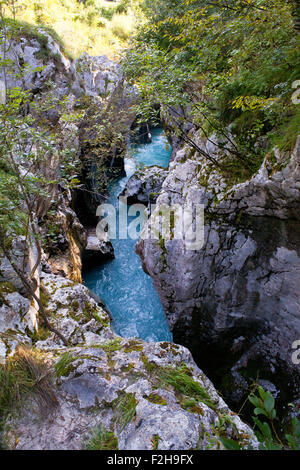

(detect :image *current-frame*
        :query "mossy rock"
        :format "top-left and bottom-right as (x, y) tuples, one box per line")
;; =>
(0, 282), (17, 307)
(145, 393), (167, 406)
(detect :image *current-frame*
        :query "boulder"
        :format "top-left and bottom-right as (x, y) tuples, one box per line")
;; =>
(121, 166), (168, 204)
(83, 228), (114, 267)
(75, 54), (122, 98)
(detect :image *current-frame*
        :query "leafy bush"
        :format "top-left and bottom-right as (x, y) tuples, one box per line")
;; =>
(222, 386), (300, 450)
(54, 352), (77, 378)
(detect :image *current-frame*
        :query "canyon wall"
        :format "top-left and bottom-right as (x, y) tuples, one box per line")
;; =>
(136, 132), (300, 413)
(0, 26), (256, 451)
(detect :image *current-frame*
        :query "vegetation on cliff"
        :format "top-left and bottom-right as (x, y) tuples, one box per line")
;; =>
(124, 0), (300, 181)
(1, 0), (141, 58)
(0, 0), (299, 451)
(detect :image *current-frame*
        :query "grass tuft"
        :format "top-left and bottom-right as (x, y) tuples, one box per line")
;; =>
(54, 352), (76, 378)
(151, 433), (160, 450)
(0, 346), (57, 421)
(113, 392), (137, 431)
(271, 109), (300, 152)
(2, 0), (138, 58)
(85, 425), (118, 450)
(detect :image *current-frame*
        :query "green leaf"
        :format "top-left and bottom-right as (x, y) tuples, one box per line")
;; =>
(264, 392), (275, 414)
(248, 394), (261, 408)
(220, 437), (241, 450)
(254, 407), (268, 417)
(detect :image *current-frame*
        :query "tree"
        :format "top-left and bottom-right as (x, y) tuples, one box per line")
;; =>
(0, 78), (81, 344)
(0, 18), (83, 344)
(123, 0), (300, 180)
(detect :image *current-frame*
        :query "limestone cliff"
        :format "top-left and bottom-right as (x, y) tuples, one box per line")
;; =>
(136, 132), (300, 413)
(0, 273), (256, 450)
(0, 24), (135, 282)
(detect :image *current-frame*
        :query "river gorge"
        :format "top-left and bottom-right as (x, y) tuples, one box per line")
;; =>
(0, 3), (299, 450)
(83, 128), (173, 342)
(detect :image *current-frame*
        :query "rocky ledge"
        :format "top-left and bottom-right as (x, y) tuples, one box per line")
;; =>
(0, 272), (256, 450)
(136, 132), (300, 413)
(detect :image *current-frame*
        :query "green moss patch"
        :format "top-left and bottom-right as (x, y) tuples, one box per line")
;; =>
(151, 434), (160, 450)
(121, 363), (135, 373)
(0, 346), (57, 426)
(145, 393), (167, 406)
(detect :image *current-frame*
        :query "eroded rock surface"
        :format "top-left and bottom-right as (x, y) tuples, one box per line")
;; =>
(83, 228), (114, 268)
(0, 275), (256, 450)
(0, 25), (135, 282)
(136, 134), (300, 411)
(121, 166), (168, 204)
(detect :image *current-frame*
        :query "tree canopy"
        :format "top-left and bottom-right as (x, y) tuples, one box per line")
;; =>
(124, 0), (300, 180)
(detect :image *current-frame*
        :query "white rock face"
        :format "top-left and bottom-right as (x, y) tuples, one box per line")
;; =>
(136, 133), (300, 409)
(1, 272), (256, 450)
(75, 54), (122, 98)
(121, 166), (168, 204)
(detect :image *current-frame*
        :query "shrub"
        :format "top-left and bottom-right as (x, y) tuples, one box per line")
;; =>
(222, 386), (300, 450)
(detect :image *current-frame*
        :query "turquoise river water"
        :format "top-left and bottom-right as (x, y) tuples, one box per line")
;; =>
(83, 128), (173, 342)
